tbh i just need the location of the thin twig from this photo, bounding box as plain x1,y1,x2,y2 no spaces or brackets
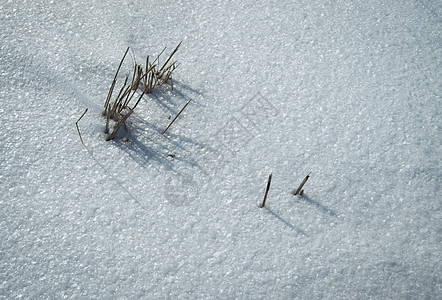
260,173,273,208
106,83,130,133
124,122,132,142
144,55,149,90
132,90,146,110
151,47,167,66
130,63,137,88
112,76,129,112
293,172,311,195
121,87,136,112
159,41,182,72
104,47,129,114
162,99,192,135
76,108,88,145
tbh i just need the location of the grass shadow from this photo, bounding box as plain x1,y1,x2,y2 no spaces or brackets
84,146,148,211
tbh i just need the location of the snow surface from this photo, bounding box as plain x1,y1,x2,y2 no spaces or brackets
1,0,441,298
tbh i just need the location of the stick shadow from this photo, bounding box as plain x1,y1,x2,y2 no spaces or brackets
264,207,307,236
299,194,336,216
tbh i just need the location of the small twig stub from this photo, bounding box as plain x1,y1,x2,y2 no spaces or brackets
260,173,273,208
293,172,311,196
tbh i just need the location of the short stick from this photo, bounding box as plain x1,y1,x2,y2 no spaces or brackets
159,41,182,72
294,172,311,195
104,47,129,114
144,55,149,90
132,90,146,110
260,173,272,208
76,108,88,145
124,122,132,142
162,99,192,135
152,47,167,66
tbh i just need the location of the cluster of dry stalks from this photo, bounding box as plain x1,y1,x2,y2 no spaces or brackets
103,42,182,141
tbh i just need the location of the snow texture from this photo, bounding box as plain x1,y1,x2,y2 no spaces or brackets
1,0,441,298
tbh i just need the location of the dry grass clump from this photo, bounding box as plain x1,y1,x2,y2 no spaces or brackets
103,42,182,141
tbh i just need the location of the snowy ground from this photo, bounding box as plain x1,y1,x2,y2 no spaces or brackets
1,0,441,298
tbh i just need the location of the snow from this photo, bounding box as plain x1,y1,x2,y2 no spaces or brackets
1,0,441,298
